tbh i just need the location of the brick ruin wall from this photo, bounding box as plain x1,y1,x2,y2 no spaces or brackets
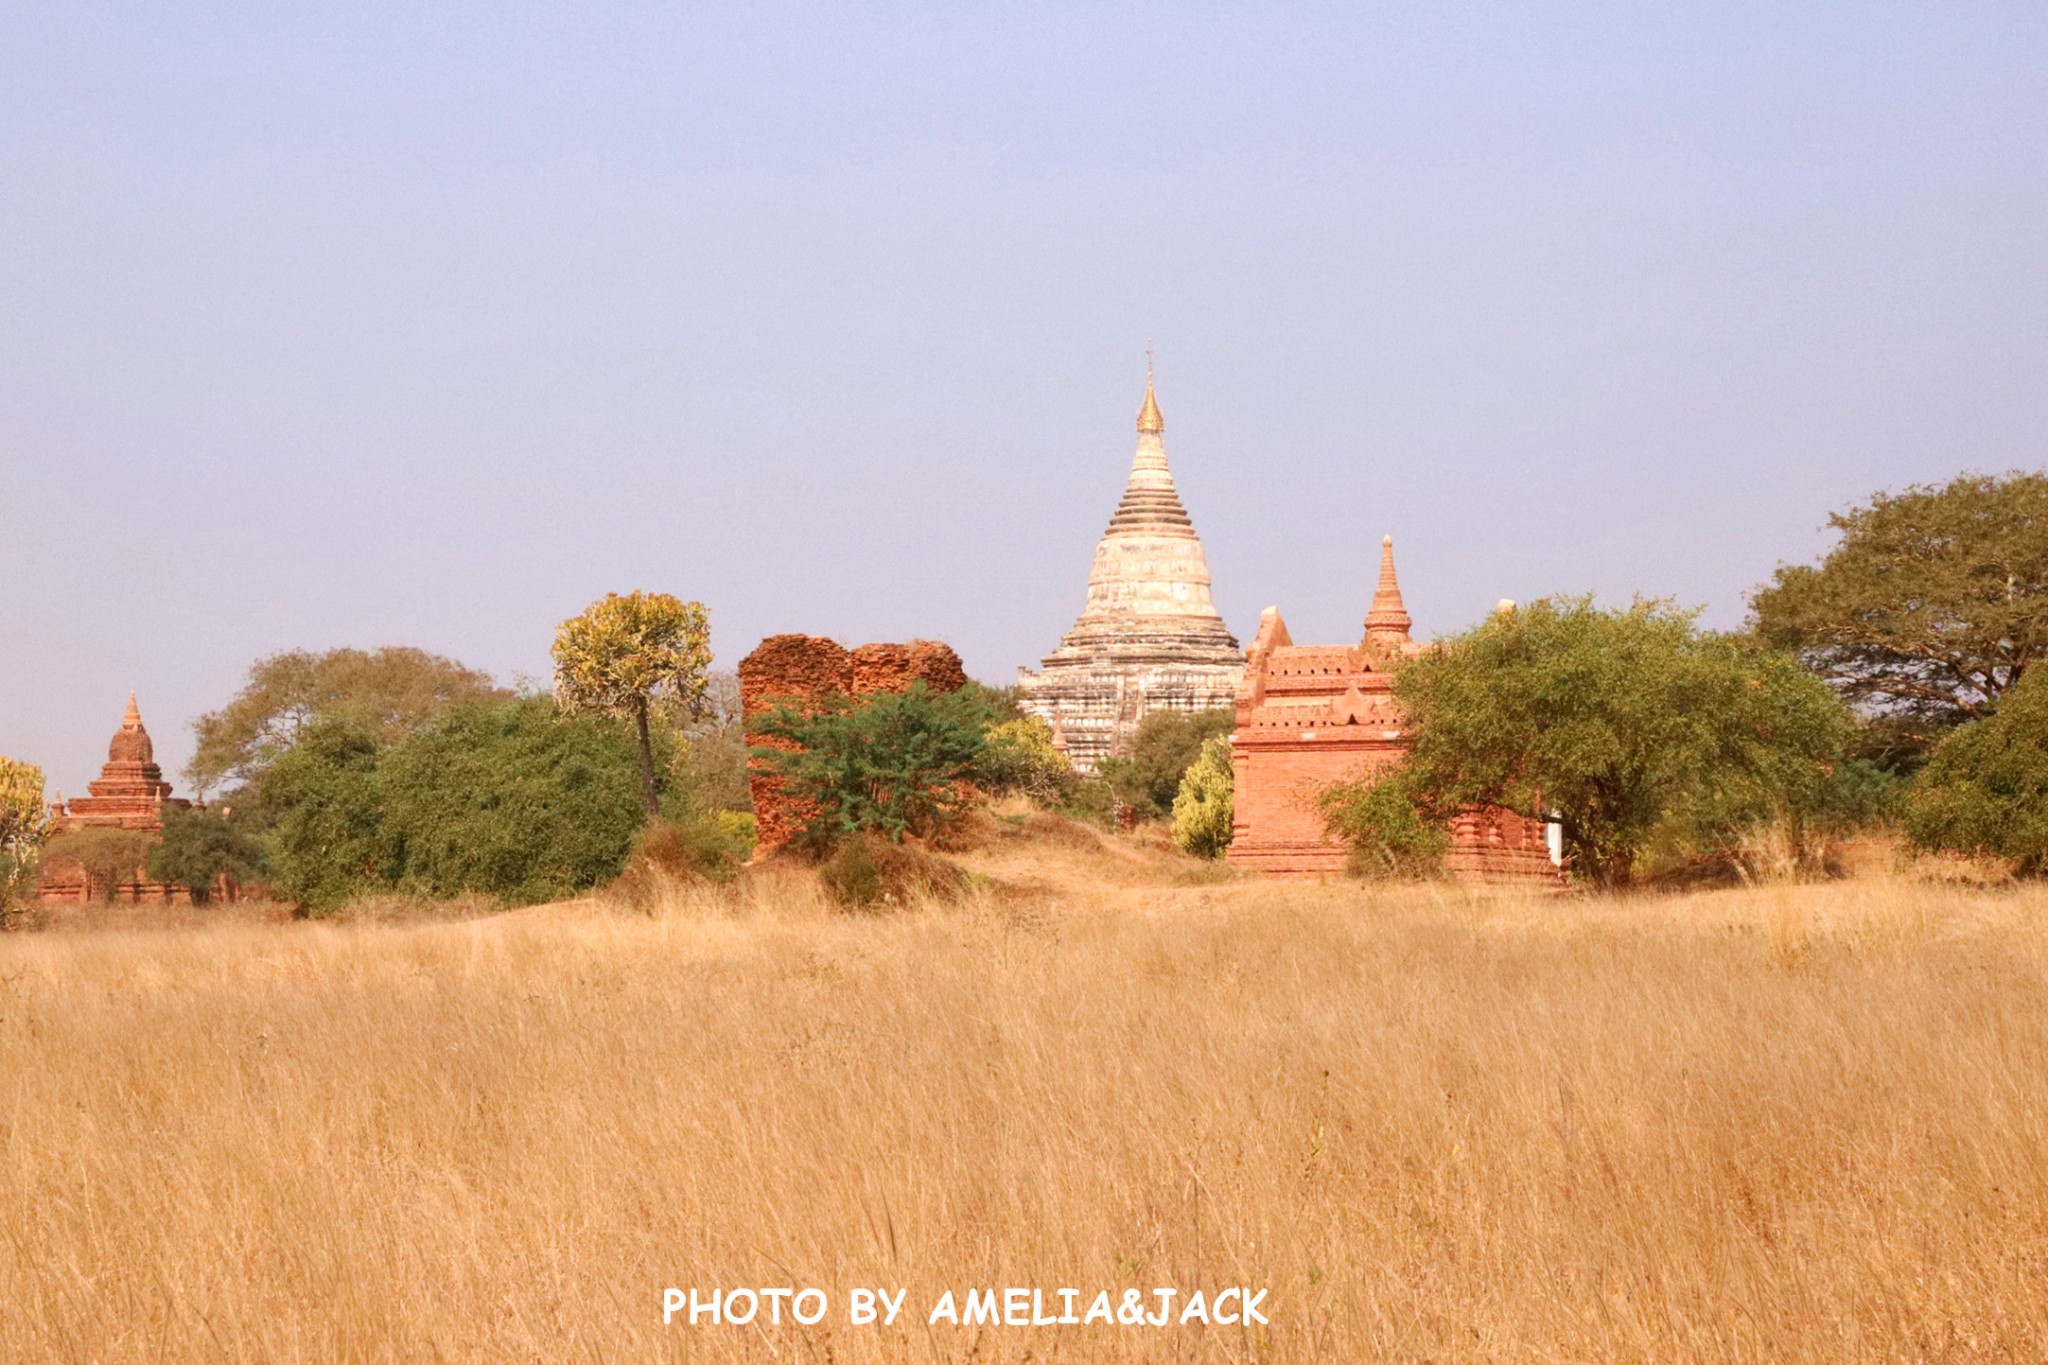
738,634,968,857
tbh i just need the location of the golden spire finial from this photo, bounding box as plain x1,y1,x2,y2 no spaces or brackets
1136,344,1164,435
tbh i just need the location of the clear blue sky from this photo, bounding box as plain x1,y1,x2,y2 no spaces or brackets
3,3,2044,795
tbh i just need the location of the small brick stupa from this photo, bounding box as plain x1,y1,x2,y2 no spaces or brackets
1017,370,1244,770
1227,539,1560,884
39,694,195,901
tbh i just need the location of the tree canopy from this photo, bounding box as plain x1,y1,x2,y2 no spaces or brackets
553,591,713,816
187,647,508,793
258,698,651,912
1340,597,1854,885
1905,667,2048,873
1750,471,2048,762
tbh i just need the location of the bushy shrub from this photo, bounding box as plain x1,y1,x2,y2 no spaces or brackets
976,716,1076,804
1906,670,2048,873
751,683,985,846
378,698,649,904
260,699,651,913
1318,769,1451,880
145,805,267,904
817,833,970,911
1170,735,1234,859
1098,708,1234,819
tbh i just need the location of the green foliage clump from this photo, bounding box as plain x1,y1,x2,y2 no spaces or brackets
145,806,267,904
1905,670,2048,873
260,720,397,912
1,757,50,922
1170,735,1234,859
42,828,157,902
976,716,1076,804
1366,596,1854,886
751,683,985,846
816,833,970,911
377,699,650,904
260,699,651,913
188,646,507,793
1750,471,2048,768
1318,768,1451,880
1098,708,1235,819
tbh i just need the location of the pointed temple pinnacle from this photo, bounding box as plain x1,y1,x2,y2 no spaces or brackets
1136,371,1164,435
124,691,142,727
1364,534,1413,642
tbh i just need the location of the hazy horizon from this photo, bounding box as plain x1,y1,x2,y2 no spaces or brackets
5,3,2045,795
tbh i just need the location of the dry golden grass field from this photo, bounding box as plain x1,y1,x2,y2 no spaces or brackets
5,819,2047,1363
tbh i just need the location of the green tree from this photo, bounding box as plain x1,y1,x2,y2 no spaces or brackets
1366,597,1854,886
258,720,393,912
378,698,649,904
260,700,654,913
188,646,508,793
1317,767,1451,880
145,806,268,904
751,683,985,845
1170,735,1234,859
1,756,50,920
1099,708,1235,819
1905,668,2048,872
553,591,713,817
1750,472,2048,764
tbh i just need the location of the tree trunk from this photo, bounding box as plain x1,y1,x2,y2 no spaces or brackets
634,702,659,818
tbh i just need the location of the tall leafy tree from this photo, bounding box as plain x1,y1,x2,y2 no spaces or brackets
552,591,712,816
1750,471,2048,762
188,646,508,793
1336,597,1853,886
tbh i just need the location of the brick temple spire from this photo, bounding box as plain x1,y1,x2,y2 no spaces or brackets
1364,535,1413,647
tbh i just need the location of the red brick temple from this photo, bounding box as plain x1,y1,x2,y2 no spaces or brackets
38,694,195,902
1226,539,1561,884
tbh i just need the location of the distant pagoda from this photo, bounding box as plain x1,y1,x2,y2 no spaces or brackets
39,693,198,903
1017,370,1244,771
